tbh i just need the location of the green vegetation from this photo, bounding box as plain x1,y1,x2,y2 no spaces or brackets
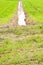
0,25,43,65
0,38,43,65
0,0,18,24
22,0,43,23
0,0,43,65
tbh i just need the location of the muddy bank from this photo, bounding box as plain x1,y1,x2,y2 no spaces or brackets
9,12,18,28
25,13,37,25
24,10,38,25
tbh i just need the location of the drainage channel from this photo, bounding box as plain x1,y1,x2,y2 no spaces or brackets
18,0,26,26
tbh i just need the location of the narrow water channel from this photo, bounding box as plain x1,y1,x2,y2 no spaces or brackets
18,0,26,26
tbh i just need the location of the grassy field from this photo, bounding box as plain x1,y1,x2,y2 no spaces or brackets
22,0,43,23
0,25,43,65
0,37,43,65
0,0,43,65
0,0,18,25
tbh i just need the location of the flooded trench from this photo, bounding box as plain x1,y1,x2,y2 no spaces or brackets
18,0,26,26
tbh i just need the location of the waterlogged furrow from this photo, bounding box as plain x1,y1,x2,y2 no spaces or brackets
18,0,26,26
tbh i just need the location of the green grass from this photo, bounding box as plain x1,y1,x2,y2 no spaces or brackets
22,0,43,23
0,35,43,65
0,25,43,65
0,0,18,25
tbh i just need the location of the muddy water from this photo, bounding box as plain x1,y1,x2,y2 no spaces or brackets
18,0,26,26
